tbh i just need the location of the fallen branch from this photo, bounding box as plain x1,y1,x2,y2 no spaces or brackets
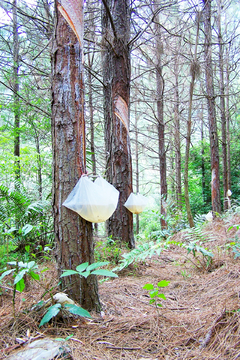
106,346,141,350
199,309,226,349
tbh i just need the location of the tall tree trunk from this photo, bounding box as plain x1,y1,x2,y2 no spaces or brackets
226,52,231,191
200,107,206,203
203,0,221,215
12,0,20,181
135,96,139,235
102,0,134,248
88,50,97,177
184,12,200,228
34,128,43,200
154,5,167,230
217,0,228,210
52,2,100,311
87,50,98,234
174,53,182,209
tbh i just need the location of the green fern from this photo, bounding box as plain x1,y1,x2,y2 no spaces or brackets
0,182,51,251
183,226,216,244
113,239,170,272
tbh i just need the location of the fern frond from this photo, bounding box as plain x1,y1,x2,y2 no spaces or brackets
183,227,216,244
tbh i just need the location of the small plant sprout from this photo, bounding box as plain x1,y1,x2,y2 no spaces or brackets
39,261,118,327
60,261,118,279
0,260,40,316
143,280,170,308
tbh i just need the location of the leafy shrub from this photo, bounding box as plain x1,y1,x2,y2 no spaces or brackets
139,199,187,241
0,182,53,256
94,237,122,264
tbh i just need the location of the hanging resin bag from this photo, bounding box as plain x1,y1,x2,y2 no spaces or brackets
63,176,119,223
124,193,148,214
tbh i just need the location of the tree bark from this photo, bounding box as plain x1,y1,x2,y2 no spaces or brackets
154,4,167,230
102,0,134,248
12,0,20,181
135,96,139,235
88,50,97,177
51,2,100,311
226,53,231,191
183,11,200,228
173,52,182,209
203,0,221,215
217,0,228,210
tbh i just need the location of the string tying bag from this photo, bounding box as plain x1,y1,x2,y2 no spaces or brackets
124,193,148,214
63,176,119,223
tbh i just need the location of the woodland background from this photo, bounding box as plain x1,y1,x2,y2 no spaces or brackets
0,0,239,286
0,1,240,359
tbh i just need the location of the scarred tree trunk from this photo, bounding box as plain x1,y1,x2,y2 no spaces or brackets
203,0,221,215
102,0,134,248
52,2,100,311
88,51,97,176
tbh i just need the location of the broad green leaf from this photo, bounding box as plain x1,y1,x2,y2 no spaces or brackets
22,224,33,236
86,261,109,271
41,268,49,273
0,269,15,281
149,298,156,304
25,245,30,253
199,247,213,257
7,227,18,234
64,304,91,318
149,290,158,298
55,334,73,342
16,278,25,292
60,270,78,277
80,270,91,278
157,303,163,307
44,246,52,252
14,269,28,284
65,334,74,341
143,283,154,290
27,261,37,269
91,269,118,278
76,262,89,273
29,271,40,281
157,280,170,288
17,261,28,268
157,293,166,300
39,303,61,327
7,261,17,266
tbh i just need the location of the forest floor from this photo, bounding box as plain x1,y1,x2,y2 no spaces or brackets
0,215,240,360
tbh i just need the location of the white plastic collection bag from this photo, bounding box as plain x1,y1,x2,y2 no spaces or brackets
124,193,148,214
63,176,119,223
